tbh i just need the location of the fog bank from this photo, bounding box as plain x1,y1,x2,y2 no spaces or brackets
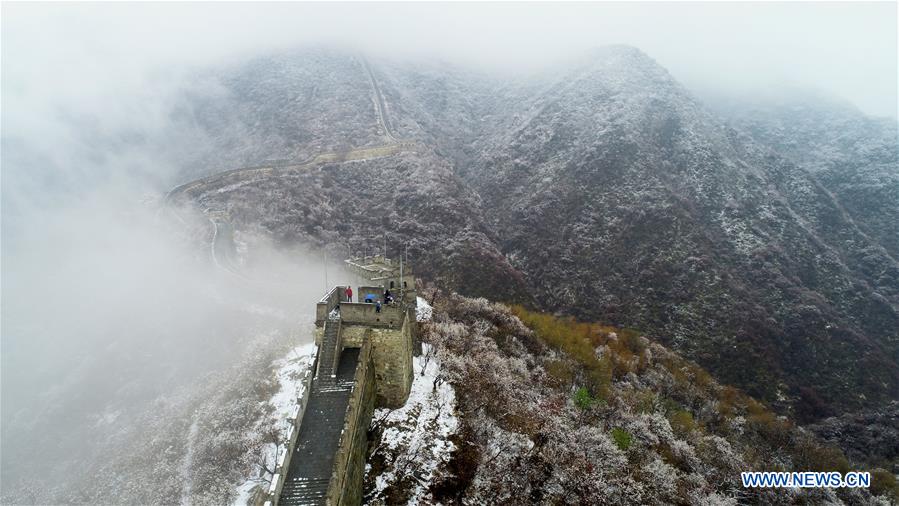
3,2,896,121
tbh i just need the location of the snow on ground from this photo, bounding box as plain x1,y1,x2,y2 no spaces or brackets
231,341,317,506
416,296,432,322
269,343,317,420
365,343,457,504
231,480,258,506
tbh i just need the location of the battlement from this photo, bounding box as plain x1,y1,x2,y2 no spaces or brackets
315,290,408,328
339,302,406,327
345,255,416,305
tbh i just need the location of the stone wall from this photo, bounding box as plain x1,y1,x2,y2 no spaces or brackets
338,325,367,347
326,341,375,506
313,320,369,348
357,286,383,303
369,308,413,408
313,326,323,346
381,273,415,293
314,309,413,409
316,285,347,324
339,302,405,327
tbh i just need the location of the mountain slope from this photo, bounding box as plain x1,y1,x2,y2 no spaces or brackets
710,90,899,263
191,150,531,302
177,46,898,423
175,48,387,179
364,292,896,504
453,47,899,421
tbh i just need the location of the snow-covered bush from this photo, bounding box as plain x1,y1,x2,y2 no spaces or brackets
364,292,875,505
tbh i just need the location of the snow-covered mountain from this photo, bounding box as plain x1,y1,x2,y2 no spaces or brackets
365,292,897,503
4,44,896,505
192,46,898,426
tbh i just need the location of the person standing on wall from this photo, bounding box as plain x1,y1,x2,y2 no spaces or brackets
345,285,353,303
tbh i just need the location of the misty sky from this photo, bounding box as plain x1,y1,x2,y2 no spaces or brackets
2,1,897,120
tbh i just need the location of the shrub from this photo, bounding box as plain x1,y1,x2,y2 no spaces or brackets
791,439,849,474
870,468,899,500
746,404,793,449
717,386,742,418
544,359,575,387
637,390,656,414
587,356,613,399
668,409,696,437
574,387,594,410
611,427,633,451
512,306,612,399
620,329,645,354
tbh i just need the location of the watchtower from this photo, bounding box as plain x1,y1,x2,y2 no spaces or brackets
343,255,417,306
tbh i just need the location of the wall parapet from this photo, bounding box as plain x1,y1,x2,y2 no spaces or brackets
339,302,405,328
316,286,347,325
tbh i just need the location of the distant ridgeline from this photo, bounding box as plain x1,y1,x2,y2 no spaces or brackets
267,256,418,506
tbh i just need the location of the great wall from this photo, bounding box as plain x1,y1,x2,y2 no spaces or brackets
263,255,419,506
160,57,425,506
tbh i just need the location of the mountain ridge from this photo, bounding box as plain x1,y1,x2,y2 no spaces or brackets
180,45,898,425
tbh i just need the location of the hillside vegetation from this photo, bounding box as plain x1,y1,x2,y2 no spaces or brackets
364,292,896,504
190,47,898,424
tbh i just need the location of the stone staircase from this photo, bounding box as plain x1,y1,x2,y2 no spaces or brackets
279,347,360,506
278,477,331,505
316,319,340,379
